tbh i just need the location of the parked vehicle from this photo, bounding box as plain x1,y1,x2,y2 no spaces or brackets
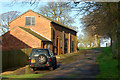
28,48,57,71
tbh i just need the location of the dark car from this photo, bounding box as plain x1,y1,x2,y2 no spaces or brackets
28,48,57,71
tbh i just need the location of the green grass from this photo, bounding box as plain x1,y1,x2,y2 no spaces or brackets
96,47,119,78
2,73,46,78
78,47,102,50
2,65,47,79
78,47,93,50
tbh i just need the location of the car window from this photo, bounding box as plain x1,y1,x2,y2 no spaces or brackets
31,49,49,57
49,50,54,57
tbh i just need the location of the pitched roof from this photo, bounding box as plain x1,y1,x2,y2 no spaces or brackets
19,26,51,42
10,9,77,32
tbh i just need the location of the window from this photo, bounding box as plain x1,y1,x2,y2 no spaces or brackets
25,16,35,26
47,44,50,49
53,30,55,46
49,49,54,57
64,38,68,53
72,41,74,52
31,49,49,57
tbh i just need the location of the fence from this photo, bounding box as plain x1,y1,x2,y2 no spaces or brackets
2,48,32,71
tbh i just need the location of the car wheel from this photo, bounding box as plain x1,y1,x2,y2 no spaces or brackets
49,66,54,71
38,54,47,64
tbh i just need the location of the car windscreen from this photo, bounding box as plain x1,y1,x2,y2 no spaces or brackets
31,49,49,57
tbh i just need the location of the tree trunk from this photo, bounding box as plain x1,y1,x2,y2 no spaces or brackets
93,42,95,47
94,34,98,47
98,37,100,47
117,30,120,64
118,1,120,68
90,41,92,47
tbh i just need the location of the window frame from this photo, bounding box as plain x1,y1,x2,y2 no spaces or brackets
25,16,35,26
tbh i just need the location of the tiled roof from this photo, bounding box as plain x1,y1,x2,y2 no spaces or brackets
19,26,50,42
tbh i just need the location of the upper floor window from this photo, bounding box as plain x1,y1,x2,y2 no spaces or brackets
25,16,35,26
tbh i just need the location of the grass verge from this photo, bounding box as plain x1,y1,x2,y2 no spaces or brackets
2,65,47,79
96,47,119,78
2,74,46,78
56,51,84,64
78,47,93,50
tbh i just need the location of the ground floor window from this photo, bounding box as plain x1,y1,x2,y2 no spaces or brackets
64,38,68,53
72,41,74,52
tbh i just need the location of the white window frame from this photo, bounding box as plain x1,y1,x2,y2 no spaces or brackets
25,16,35,26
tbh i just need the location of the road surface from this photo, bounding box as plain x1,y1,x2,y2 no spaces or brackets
35,49,102,79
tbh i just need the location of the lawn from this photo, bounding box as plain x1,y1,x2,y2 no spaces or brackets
96,47,119,78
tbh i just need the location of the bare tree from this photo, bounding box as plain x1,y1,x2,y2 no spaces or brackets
38,2,75,28
0,11,20,34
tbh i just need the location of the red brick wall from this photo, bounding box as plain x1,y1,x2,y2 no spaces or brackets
51,22,77,54
2,32,31,51
2,26,43,51
10,27,42,48
10,10,52,41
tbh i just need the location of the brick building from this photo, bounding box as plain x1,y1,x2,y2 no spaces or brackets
1,10,77,54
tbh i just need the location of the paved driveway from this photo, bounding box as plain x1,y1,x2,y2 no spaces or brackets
36,49,102,79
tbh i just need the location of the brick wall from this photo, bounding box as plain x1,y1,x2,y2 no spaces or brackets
10,10,52,41
10,27,42,48
2,26,42,51
51,22,77,54
2,32,31,51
